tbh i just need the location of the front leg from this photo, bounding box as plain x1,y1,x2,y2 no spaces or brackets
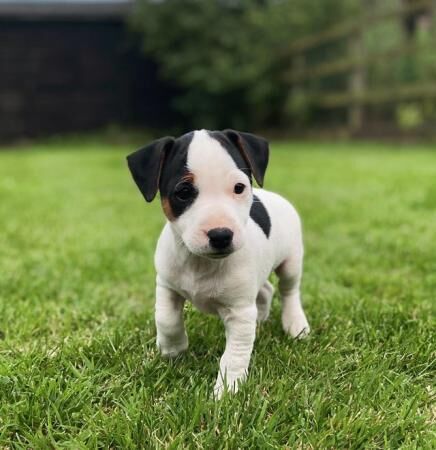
214,304,257,399
155,281,188,358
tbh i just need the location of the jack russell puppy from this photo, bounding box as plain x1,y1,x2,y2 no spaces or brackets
127,129,310,398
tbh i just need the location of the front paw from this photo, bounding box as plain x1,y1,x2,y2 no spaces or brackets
213,372,246,400
283,313,311,339
157,334,188,358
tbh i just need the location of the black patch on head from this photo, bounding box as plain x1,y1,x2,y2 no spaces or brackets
250,195,271,238
221,130,269,187
128,129,269,222
159,132,198,218
207,130,252,183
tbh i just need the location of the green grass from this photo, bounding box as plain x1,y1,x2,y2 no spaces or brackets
0,139,435,449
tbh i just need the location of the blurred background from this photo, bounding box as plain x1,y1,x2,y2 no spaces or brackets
2,3,436,447
0,0,435,142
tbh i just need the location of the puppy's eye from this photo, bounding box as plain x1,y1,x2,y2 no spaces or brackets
175,183,195,201
234,183,246,194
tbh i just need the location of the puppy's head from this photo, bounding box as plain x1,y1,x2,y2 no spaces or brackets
127,129,269,259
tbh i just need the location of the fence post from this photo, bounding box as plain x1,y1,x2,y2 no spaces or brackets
348,27,366,132
288,52,307,127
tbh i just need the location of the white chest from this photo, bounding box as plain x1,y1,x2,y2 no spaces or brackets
173,262,231,314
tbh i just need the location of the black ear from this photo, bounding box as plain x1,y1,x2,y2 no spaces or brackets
126,137,175,202
223,129,269,187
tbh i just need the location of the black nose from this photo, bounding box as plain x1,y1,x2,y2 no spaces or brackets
207,227,234,250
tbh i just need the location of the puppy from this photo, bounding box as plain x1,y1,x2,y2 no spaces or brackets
127,129,310,398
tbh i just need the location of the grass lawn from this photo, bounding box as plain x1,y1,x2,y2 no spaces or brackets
0,138,435,449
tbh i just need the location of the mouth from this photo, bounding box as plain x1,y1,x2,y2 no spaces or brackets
203,249,233,259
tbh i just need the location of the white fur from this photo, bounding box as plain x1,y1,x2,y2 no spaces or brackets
153,130,310,399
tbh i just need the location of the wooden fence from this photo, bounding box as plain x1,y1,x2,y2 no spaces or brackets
284,0,436,133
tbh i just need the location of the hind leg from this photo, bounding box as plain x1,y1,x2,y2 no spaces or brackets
256,280,274,322
276,259,310,339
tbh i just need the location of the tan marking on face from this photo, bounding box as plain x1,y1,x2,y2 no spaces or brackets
161,197,175,221
180,172,195,184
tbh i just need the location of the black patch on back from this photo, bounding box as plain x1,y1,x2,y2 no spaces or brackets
159,131,197,218
207,130,252,183
250,195,271,238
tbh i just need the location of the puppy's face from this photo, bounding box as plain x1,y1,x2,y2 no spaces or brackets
127,129,269,259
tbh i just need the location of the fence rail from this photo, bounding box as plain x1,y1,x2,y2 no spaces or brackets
285,41,433,83
285,0,433,54
318,81,436,108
